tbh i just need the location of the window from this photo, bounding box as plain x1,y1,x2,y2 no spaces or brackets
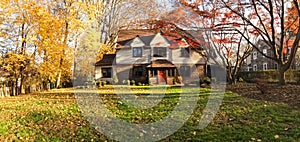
180,48,190,57
274,63,278,69
253,64,257,71
263,49,267,57
180,66,190,77
263,63,268,71
133,47,142,57
102,67,112,78
253,52,257,60
133,66,143,77
153,47,167,57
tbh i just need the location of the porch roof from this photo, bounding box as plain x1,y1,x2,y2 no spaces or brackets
147,59,176,68
95,54,116,66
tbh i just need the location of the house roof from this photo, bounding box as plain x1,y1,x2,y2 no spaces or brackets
116,29,205,50
147,59,176,68
95,54,116,66
117,29,159,42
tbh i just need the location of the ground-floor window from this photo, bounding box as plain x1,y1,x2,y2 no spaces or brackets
133,66,143,77
180,66,190,77
102,67,112,78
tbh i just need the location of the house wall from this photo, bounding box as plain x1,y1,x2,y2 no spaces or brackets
250,43,277,71
249,40,300,71
171,48,206,65
116,48,151,64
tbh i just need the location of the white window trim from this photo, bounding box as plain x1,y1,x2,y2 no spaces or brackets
253,64,257,71
263,63,268,71
253,52,257,60
263,49,267,58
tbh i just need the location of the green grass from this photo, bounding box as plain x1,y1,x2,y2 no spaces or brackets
0,87,299,141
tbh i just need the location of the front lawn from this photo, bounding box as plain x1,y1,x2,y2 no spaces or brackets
0,87,299,141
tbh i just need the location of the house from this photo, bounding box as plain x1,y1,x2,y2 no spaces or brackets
247,39,300,71
0,68,10,97
95,29,208,85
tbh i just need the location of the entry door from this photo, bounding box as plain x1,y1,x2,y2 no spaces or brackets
158,69,167,83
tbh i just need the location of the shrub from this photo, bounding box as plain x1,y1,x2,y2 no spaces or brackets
238,77,244,82
203,77,211,85
102,81,107,86
211,77,217,83
239,70,300,83
127,80,131,86
113,74,118,84
131,80,135,85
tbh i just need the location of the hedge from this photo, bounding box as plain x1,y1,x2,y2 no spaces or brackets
239,70,300,83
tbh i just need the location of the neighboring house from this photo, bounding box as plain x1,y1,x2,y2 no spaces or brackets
0,68,10,97
95,29,208,85
247,39,300,71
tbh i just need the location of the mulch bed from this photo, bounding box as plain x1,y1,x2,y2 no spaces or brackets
226,83,300,108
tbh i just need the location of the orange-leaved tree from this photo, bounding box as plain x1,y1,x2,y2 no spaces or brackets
219,0,300,85
177,0,255,84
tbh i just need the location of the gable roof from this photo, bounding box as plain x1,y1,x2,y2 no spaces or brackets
117,29,158,42
116,29,207,50
95,54,116,66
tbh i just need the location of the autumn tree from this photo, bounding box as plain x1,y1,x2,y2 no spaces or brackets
155,0,253,84
87,0,165,60
176,0,300,85
0,0,101,94
73,28,100,86
219,0,300,85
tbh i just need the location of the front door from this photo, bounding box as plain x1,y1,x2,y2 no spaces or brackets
158,69,167,84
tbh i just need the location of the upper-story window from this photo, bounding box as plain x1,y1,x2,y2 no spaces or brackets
180,47,190,57
133,47,142,57
253,52,257,60
263,49,267,57
153,47,167,57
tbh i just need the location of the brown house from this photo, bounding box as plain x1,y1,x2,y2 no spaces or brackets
95,29,208,85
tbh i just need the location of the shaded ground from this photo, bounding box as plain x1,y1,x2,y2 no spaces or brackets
226,83,300,108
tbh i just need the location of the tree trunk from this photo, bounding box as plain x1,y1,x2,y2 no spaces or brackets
232,76,237,85
15,79,18,96
56,71,61,88
278,68,286,85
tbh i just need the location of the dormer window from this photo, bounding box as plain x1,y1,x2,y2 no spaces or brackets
180,47,190,57
133,47,142,57
153,47,167,57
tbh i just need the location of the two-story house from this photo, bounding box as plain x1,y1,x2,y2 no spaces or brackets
247,39,300,71
95,30,208,85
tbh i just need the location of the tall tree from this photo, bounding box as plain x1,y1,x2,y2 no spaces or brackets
178,0,300,85
219,0,300,85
